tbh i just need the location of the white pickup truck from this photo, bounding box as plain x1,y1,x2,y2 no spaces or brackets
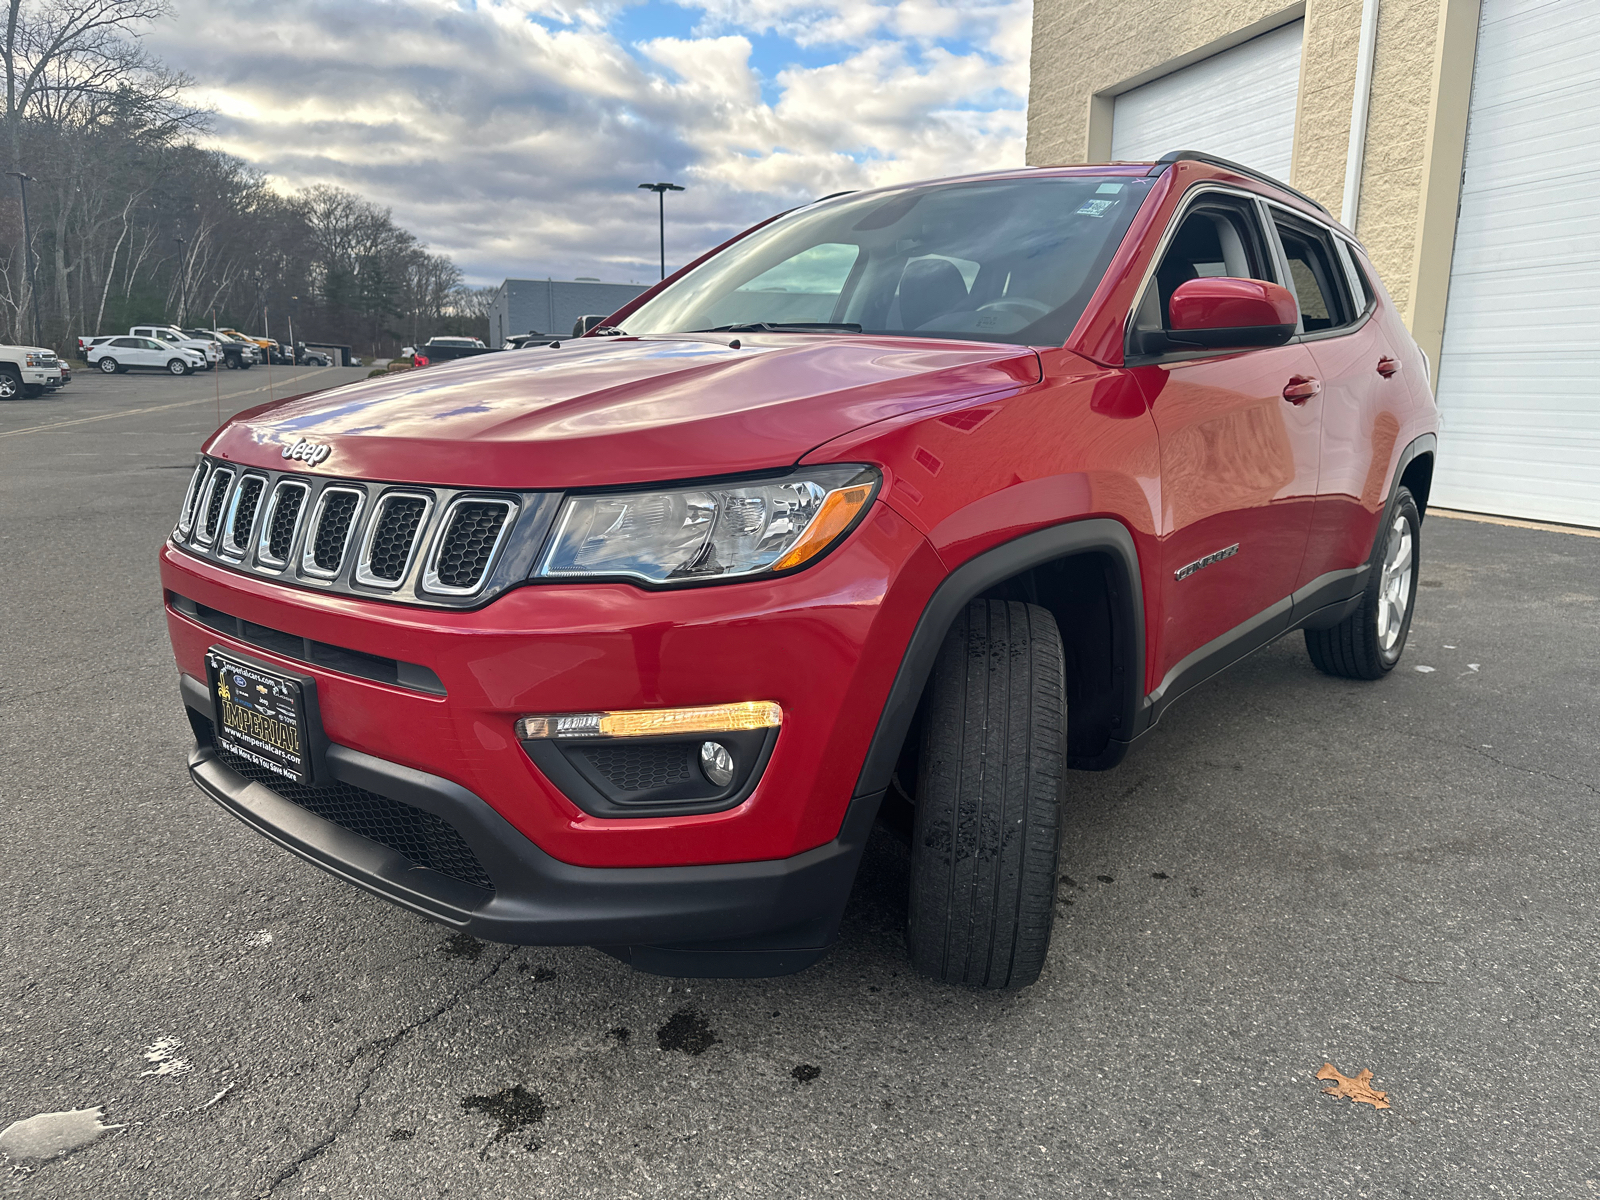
0,343,63,399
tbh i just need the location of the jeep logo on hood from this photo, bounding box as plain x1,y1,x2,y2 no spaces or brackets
281,438,332,465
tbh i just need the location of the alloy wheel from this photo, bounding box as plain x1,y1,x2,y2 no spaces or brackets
1376,513,1413,654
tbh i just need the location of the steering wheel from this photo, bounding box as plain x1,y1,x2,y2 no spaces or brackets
975,297,1052,318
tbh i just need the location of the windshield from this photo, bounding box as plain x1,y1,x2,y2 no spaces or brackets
619,176,1153,345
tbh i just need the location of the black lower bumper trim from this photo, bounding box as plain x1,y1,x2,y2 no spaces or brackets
180,674,880,972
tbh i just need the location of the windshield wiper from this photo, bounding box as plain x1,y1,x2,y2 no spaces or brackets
694,322,862,334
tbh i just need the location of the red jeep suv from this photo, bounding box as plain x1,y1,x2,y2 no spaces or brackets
162,151,1436,989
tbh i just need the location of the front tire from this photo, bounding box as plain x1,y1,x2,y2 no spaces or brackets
907,600,1066,990
1305,486,1421,679
167,358,191,376
98,357,120,374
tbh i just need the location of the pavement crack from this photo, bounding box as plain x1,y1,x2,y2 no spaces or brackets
262,949,511,1195
1395,730,1600,797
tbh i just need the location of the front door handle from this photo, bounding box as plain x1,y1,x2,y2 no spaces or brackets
1377,356,1401,378
1282,376,1321,405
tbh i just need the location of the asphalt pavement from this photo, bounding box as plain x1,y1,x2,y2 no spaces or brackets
1,367,1597,1198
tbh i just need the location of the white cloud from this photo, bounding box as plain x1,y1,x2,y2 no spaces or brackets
148,0,1030,284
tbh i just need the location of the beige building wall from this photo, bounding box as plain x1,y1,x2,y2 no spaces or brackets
1027,0,1481,369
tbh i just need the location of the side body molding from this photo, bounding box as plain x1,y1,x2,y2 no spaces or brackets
851,517,1145,798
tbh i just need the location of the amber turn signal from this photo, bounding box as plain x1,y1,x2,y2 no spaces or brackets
771,484,874,571
515,701,782,741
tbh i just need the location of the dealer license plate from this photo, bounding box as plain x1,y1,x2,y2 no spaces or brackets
206,649,313,784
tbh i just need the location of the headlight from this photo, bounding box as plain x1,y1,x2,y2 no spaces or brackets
25,352,42,367
535,465,879,586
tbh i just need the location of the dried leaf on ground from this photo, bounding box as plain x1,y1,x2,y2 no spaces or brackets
1317,1062,1391,1110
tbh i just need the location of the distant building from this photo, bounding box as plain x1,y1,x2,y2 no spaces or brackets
487,279,651,345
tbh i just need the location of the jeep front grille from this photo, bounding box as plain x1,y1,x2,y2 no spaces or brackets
170,456,559,609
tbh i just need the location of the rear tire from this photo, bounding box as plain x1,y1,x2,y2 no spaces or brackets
907,599,1066,990
98,357,119,374
1305,486,1421,680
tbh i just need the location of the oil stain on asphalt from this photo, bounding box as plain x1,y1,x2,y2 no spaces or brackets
441,933,483,960
461,1085,546,1157
656,1007,718,1055
791,1064,821,1083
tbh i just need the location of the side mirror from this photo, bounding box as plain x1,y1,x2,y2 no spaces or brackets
573,314,606,337
1165,277,1299,350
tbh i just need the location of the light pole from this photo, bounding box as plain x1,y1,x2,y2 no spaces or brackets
173,234,188,326
637,182,684,280
7,171,41,344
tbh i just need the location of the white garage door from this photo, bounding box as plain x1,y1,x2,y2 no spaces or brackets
1111,21,1304,182
1432,0,1600,527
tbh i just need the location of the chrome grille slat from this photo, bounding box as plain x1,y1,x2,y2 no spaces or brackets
355,492,433,588
256,480,310,569
301,486,365,579
424,498,517,596
221,475,266,557
177,461,209,536
197,468,235,545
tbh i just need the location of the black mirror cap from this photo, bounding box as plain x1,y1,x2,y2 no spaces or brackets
1133,322,1297,356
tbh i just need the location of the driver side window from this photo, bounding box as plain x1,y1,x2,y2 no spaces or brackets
1132,195,1276,349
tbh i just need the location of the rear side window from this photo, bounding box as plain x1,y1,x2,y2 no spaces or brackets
1341,242,1377,314
1272,215,1353,332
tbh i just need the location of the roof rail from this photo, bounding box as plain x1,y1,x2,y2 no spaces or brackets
1147,150,1332,218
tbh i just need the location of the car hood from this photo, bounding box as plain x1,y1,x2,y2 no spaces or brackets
207,333,1042,489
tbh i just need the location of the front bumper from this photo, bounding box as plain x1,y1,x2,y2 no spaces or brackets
181,674,883,976
160,501,942,868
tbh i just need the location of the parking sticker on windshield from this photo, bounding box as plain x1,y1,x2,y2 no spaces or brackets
1076,198,1117,217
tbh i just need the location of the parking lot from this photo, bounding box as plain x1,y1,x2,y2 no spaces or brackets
1,368,1597,1198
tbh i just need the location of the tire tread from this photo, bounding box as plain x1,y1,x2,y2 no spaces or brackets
909,600,1065,989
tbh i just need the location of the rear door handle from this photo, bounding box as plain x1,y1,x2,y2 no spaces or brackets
1282,376,1321,405
1377,356,1401,378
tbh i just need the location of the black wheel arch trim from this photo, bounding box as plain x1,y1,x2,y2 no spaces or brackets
851,517,1145,796
1379,433,1436,555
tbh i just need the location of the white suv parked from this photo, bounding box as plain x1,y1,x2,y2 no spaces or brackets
129,325,220,367
87,336,206,376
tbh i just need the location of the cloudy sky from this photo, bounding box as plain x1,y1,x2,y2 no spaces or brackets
147,0,1031,286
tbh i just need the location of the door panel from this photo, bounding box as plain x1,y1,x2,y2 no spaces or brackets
1301,321,1402,587
1135,341,1322,684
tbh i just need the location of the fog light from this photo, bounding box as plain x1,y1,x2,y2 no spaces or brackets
700,741,735,787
